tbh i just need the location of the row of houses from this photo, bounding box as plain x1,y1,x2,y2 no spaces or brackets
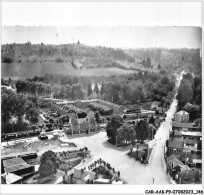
42,98,125,114
165,110,202,184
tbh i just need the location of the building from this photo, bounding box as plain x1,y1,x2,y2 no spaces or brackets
71,168,96,184
48,98,125,115
178,169,201,184
166,138,184,156
166,156,184,180
64,116,100,136
170,130,182,138
172,121,195,131
3,158,35,179
182,131,202,140
174,110,189,123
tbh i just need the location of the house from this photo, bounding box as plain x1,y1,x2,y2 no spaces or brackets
3,158,35,179
170,130,182,138
166,137,184,156
72,168,96,184
65,116,98,136
172,121,195,131
181,131,202,140
178,169,201,184
180,150,202,168
174,110,189,123
166,156,184,180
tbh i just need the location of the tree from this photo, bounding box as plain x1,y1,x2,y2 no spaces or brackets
105,81,122,103
149,116,155,124
143,78,154,98
94,83,99,94
87,82,92,96
160,76,169,85
38,160,56,178
94,111,100,123
135,120,149,143
106,115,123,142
177,79,193,109
183,103,200,121
146,57,151,68
71,83,86,100
100,82,106,96
117,124,136,146
39,150,59,178
25,107,39,126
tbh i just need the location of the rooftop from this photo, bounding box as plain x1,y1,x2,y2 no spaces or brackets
180,165,191,172
3,157,26,167
176,110,189,116
73,168,96,181
172,121,194,128
5,173,22,184
168,138,184,149
167,158,184,168
3,157,34,173
178,169,200,181
182,131,202,137
166,154,181,162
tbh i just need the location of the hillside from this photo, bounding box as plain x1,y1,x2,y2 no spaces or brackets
1,43,135,68
1,43,201,79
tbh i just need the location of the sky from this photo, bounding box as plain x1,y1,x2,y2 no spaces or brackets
1,2,202,48
2,2,202,27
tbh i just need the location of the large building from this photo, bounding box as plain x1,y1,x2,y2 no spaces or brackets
2,158,35,179
174,110,189,123
44,98,125,115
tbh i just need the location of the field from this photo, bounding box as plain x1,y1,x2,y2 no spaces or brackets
1,62,135,79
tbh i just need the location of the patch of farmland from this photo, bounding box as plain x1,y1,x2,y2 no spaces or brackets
1,61,136,80
1,62,42,79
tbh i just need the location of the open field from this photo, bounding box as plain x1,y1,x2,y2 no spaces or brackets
1,62,135,79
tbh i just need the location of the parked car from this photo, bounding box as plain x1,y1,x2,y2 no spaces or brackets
38,134,48,140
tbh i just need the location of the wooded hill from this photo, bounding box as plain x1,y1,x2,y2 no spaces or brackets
1,43,201,75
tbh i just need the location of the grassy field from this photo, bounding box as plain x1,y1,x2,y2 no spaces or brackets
1,62,135,79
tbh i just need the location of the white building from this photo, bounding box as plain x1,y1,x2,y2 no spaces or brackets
174,110,189,123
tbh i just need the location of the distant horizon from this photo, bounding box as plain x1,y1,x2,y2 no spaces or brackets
2,26,202,49
1,41,202,50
